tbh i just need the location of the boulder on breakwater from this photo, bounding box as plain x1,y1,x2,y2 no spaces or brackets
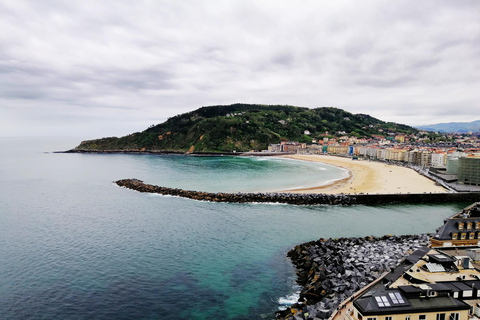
276,234,430,320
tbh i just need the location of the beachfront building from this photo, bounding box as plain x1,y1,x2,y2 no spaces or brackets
267,141,306,153
447,152,466,174
420,150,433,166
385,148,407,162
431,152,447,167
327,145,349,155
431,203,480,247
348,246,480,320
458,156,480,186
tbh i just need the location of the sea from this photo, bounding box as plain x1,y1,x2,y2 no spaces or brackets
0,137,466,320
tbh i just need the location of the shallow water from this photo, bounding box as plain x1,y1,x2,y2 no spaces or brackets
0,138,466,319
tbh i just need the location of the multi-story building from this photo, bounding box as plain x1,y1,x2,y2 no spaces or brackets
446,152,465,174
350,246,475,320
431,152,447,167
458,156,480,186
431,203,480,247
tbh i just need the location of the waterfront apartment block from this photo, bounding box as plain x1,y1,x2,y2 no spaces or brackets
458,157,480,186
268,138,480,186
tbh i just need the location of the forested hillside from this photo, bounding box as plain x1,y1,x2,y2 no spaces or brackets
74,104,418,152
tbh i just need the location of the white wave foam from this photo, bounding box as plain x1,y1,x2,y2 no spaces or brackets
278,291,300,308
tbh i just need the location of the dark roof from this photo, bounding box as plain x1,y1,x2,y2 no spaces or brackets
355,284,470,316
447,281,473,291
407,297,470,312
464,280,480,289
429,283,453,292
434,218,480,240
383,247,430,284
428,253,455,264
434,203,480,240
469,205,480,218
398,286,423,294
405,247,430,264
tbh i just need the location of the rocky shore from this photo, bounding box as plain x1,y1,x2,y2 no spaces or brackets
277,234,430,320
115,179,480,206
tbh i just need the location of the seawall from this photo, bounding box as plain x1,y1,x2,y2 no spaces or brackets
115,179,480,205
61,149,291,157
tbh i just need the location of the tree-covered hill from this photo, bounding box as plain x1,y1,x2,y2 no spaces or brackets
74,103,418,152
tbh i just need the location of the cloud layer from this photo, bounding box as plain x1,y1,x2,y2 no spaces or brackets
1,0,479,137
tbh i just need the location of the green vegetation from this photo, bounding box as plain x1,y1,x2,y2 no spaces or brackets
75,104,419,152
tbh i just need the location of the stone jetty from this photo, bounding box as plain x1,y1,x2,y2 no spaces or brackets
115,179,480,206
115,179,355,205
276,234,430,320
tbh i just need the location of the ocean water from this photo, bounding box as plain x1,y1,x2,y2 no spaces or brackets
0,137,466,320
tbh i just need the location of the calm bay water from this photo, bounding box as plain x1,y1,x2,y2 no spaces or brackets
0,138,466,319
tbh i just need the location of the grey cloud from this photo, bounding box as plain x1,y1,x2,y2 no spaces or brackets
1,0,480,137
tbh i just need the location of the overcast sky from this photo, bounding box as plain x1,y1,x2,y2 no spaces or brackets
1,0,479,138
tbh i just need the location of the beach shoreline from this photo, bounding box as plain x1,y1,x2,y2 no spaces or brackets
277,154,447,194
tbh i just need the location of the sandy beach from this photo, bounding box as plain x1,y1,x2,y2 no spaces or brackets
278,154,447,194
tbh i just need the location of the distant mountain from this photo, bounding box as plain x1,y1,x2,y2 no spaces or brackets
73,103,419,153
417,120,480,133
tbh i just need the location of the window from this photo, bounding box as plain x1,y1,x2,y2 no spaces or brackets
461,233,467,240
419,315,426,320
406,316,411,320
388,292,405,304
385,317,392,320
437,314,446,320
475,222,480,229
458,223,464,230
375,296,391,307
467,223,473,230
470,232,475,240
450,313,459,320
452,233,458,240
367,318,377,320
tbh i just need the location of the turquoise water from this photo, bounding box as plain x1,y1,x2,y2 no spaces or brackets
0,138,466,319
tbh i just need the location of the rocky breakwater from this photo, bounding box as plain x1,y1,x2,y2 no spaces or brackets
277,234,430,320
115,179,355,205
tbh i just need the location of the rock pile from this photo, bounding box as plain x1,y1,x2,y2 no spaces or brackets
115,179,355,205
276,234,430,320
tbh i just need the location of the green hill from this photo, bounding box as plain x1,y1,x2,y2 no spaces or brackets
74,103,418,152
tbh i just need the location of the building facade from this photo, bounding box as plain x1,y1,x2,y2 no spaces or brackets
458,157,480,186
